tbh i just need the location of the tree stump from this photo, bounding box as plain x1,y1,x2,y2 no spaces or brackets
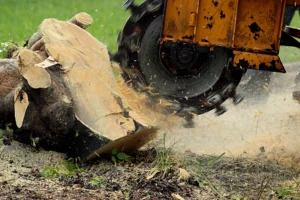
0,13,182,161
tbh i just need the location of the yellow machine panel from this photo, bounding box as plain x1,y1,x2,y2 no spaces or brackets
162,0,198,41
234,0,284,52
163,0,285,52
233,51,286,72
195,0,238,47
162,0,290,72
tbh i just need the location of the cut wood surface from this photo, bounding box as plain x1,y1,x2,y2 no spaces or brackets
27,12,92,51
38,18,181,139
39,18,132,140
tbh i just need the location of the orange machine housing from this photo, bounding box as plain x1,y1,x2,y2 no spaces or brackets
162,0,299,73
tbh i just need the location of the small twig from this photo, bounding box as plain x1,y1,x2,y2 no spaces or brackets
256,176,272,200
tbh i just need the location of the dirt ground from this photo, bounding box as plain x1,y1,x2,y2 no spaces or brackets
1,63,300,199
0,140,300,200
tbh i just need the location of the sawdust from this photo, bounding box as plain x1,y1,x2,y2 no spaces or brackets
163,63,300,169
114,66,184,130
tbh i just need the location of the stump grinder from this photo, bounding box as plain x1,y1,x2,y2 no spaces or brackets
115,0,300,116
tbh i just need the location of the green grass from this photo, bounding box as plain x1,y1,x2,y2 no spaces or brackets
0,0,141,53
41,158,85,178
0,1,299,61
150,133,176,178
279,13,300,63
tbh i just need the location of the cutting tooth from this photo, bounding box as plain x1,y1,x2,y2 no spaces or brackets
116,0,244,117
233,94,244,105
215,105,227,116
123,0,136,11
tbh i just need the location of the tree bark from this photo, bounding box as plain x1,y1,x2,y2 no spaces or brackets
0,59,20,124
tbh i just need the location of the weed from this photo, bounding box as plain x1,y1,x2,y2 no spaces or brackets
41,157,85,178
271,181,300,199
149,133,178,178
4,123,14,136
0,41,22,58
0,129,3,139
195,153,225,168
64,157,85,175
41,166,60,178
0,123,14,145
188,153,225,199
75,131,80,137
90,176,107,187
0,42,9,58
111,147,131,165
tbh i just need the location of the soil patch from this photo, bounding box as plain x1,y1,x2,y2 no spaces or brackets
0,141,299,199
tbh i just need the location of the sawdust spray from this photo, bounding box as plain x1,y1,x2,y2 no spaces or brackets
162,64,300,168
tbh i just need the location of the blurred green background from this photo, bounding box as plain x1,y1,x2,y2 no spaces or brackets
0,0,299,62
0,0,143,53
